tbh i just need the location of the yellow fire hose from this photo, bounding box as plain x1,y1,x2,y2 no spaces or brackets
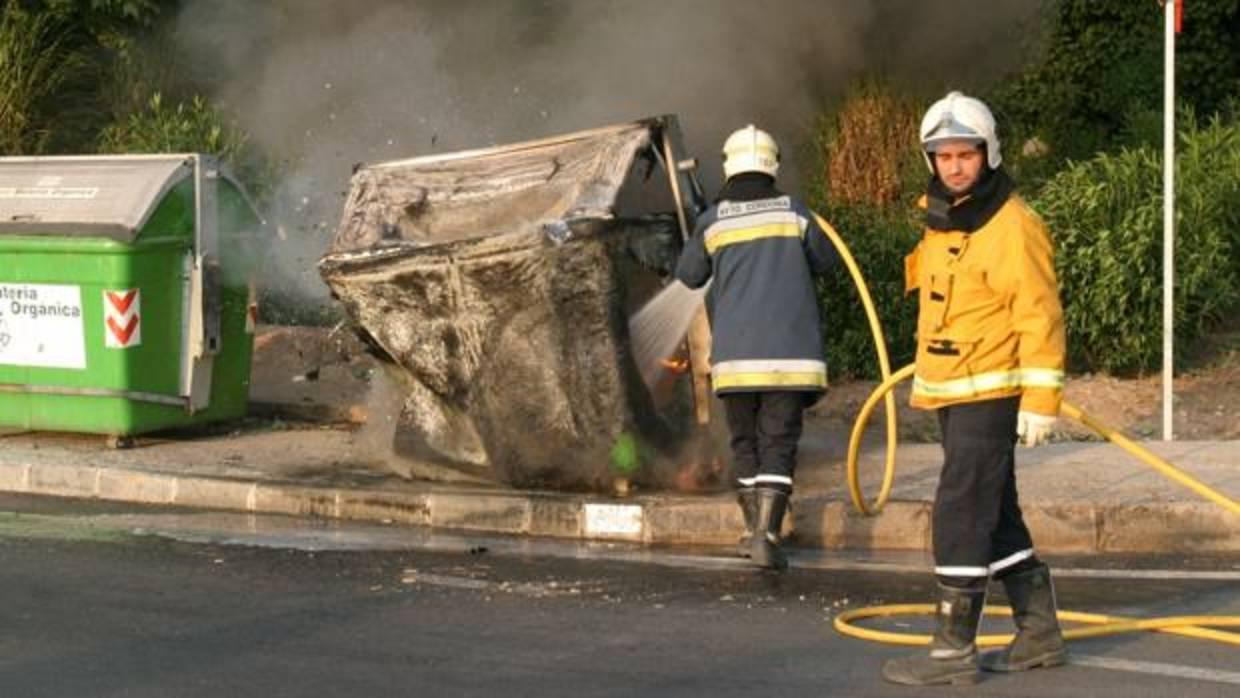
834,605,1240,647
812,214,1240,648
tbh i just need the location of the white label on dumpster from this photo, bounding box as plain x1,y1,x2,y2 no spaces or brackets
0,186,99,200
583,503,644,538
0,283,86,369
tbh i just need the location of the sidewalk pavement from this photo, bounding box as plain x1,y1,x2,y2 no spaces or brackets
1,324,1235,555
0,420,1235,555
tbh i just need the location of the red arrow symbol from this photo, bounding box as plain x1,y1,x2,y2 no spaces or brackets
107,315,139,345
106,289,138,315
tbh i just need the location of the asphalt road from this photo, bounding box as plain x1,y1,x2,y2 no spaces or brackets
1,494,1237,697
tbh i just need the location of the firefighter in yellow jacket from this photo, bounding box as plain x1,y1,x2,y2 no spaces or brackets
882,92,1068,686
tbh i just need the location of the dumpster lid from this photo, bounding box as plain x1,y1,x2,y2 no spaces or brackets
0,155,248,243
329,117,667,254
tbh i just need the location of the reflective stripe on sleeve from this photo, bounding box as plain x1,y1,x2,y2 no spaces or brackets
1018,368,1065,389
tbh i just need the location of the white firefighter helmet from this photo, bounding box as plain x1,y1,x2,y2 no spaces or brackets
919,91,1001,172
722,124,780,179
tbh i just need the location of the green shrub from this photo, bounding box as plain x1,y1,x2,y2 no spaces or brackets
9,0,175,154
990,0,1240,179
96,22,190,131
98,92,274,201
43,1,162,23
98,92,246,159
1034,112,1240,374
0,5,77,154
814,204,921,380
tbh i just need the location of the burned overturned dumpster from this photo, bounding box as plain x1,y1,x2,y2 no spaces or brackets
319,117,707,489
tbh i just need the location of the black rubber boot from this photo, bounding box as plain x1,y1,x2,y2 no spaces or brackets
736,487,758,558
981,563,1067,672
749,488,788,570
881,584,986,686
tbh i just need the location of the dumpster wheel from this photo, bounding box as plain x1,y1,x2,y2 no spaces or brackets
106,434,136,450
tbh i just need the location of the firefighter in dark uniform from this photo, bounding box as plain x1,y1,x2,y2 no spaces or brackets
882,92,1069,686
675,125,841,570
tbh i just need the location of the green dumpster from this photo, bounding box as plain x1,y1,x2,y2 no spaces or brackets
0,154,261,437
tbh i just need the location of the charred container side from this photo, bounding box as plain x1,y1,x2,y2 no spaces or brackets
318,117,695,490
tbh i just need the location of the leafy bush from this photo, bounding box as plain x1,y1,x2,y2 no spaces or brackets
43,0,162,23
95,20,190,131
814,204,921,380
990,0,1240,180
7,0,175,154
98,92,274,201
0,5,77,154
1034,112,1240,374
99,92,246,160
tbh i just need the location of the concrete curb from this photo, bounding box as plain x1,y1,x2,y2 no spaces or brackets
1,461,1236,554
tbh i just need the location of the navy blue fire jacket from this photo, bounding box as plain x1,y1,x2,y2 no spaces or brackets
674,179,840,395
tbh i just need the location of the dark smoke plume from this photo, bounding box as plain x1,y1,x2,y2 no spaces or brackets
175,0,1041,303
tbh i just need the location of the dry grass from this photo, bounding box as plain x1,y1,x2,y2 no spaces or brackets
822,86,921,207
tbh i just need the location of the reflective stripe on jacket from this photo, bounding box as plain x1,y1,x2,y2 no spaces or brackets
675,194,839,395
904,194,1066,416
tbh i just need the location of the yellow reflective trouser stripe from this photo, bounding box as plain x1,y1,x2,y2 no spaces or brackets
913,368,1064,398
705,222,802,255
714,359,825,374
714,371,827,390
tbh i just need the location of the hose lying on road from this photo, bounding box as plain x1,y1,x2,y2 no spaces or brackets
833,605,1240,647
811,214,1240,648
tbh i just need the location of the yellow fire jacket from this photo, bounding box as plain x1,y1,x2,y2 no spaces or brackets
904,194,1066,416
